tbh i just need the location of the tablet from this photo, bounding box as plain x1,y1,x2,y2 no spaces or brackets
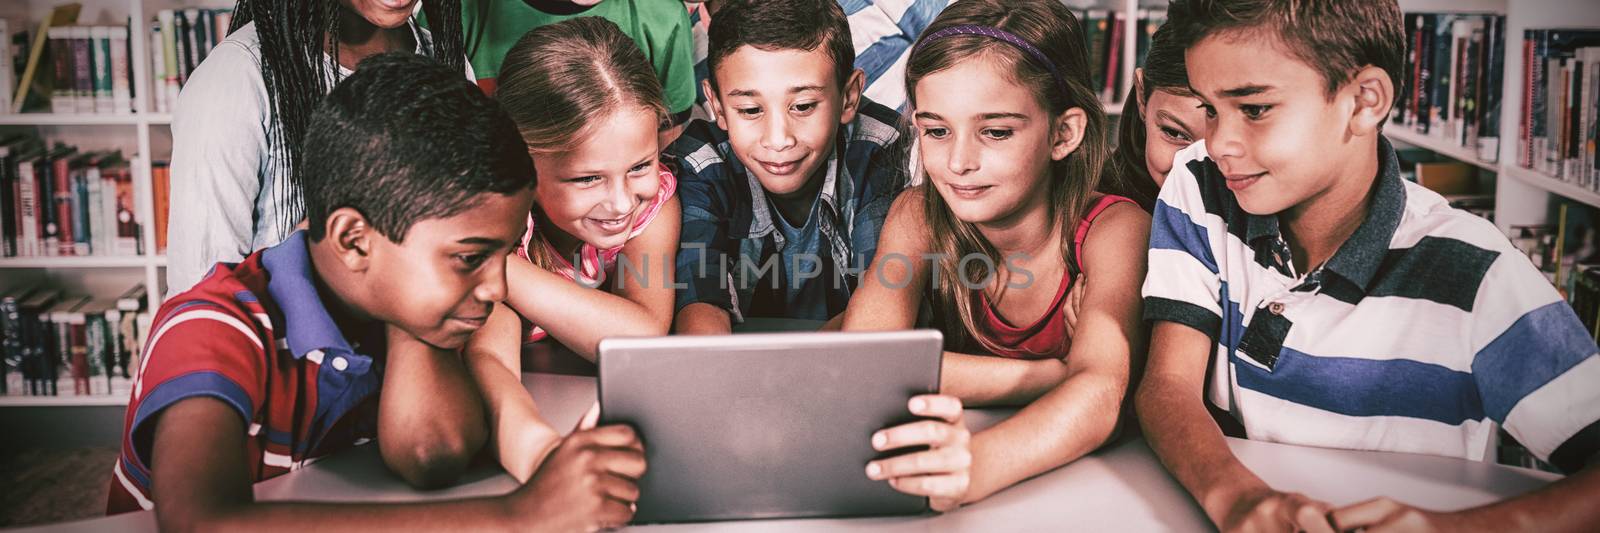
597,329,943,523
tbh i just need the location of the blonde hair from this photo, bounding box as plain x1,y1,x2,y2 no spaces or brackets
906,0,1111,356
495,17,668,271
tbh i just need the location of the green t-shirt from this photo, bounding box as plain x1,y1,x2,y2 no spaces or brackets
461,0,696,123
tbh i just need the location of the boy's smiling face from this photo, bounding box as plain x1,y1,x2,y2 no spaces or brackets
362,189,535,350
706,45,861,201
1186,32,1366,216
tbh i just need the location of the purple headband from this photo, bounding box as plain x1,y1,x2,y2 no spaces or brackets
913,24,1070,97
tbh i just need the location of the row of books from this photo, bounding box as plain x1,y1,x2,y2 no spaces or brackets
0,5,231,115
1392,13,1507,164
44,24,136,115
0,284,149,398
1518,28,1600,190
0,136,147,258
1076,9,1165,104
149,8,235,114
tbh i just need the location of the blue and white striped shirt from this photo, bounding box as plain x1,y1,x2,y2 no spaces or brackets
1143,138,1600,472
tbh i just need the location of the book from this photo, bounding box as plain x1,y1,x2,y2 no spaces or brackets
20,289,59,395
0,20,13,115
110,26,131,114
91,26,113,114
70,26,93,114
153,161,170,253
1478,15,1505,163
159,10,180,106
48,27,73,113
0,287,33,395
149,26,168,113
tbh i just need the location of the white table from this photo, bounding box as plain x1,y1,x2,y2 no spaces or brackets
20,373,1559,532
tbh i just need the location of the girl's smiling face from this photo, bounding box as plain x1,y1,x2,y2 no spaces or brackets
912,57,1080,226
532,107,662,253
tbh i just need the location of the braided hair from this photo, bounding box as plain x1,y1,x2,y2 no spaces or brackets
227,0,466,237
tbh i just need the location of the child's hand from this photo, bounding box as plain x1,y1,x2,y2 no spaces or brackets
1064,274,1086,338
1329,497,1466,533
864,395,972,512
1218,486,1335,533
504,423,647,531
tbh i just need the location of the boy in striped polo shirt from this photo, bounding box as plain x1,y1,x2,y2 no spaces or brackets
108,53,647,531
1137,1,1600,532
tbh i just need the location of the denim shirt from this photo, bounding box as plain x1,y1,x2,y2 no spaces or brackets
666,98,907,322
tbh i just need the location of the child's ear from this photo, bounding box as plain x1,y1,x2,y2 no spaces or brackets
324,207,374,272
1347,65,1394,137
702,79,725,125
1050,107,1089,161
839,68,866,125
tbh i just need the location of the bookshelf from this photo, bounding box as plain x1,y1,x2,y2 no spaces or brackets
1385,0,1600,232
1,0,168,320
0,0,217,407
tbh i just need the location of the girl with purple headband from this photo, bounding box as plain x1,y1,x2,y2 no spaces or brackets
841,0,1148,511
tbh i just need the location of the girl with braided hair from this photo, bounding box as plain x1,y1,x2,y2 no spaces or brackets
165,0,469,294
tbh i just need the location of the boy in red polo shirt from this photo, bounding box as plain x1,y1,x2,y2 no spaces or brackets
108,53,646,531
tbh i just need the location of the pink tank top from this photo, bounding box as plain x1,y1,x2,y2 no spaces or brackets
517,163,677,343
976,194,1135,360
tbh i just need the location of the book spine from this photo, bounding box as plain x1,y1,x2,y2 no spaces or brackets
159,10,180,99
72,163,89,255
38,154,56,256
153,163,169,253
71,27,93,114
1479,16,1504,163
104,309,128,395
85,313,108,396
113,165,138,255
1449,18,1466,141
49,311,66,395
1086,10,1107,101
52,155,73,255
110,26,131,114
186,9,207,64
1545,57,1563,175
1104,11,1123,101
92,26,113,114
1,295,20,395
0,20,13,115
17,159,36,256
1431,15,1452,137
48,28,72,113
175,11,192,84
1580,49,1593,186
118,308,138,387
1,148,14,257
1417,16,1435,133
68,311,87,395
149,26,167,113
1570,59,1584,181
1528,30,1545,169
87,165,105,255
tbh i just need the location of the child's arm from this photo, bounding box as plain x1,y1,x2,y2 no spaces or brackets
844,190,1074,407
869,205,1151,509
1329,466,1600,533
1137,321,1335,533
674,302,734,335
463,302,562,483
376,325,488,488
502,201,681,360
149,396,645,532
